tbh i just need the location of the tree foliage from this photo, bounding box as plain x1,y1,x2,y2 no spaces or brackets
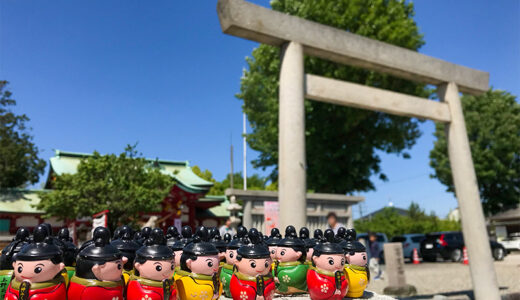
192,166,268,195
430,90,520,215
354,202,460,239
237,0,430,194
38,145,172,230
0,81,46,188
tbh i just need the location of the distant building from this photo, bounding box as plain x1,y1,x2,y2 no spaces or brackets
225,188,364,232
488,205,520,240
0,150,230,242
447,207,460,222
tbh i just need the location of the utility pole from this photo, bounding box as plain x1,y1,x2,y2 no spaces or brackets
243,113,247,191
230,134,234,189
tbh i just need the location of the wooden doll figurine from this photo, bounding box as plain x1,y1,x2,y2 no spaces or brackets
335,227,348,249
126,228,176,300
230,228,275,300
299,227,316,266
265,228,281,279
312,229,323,252
273,226,308,294
165,226,180,247
139,227,153,245
0,227,30,299
5,224,67,300
57,227,78,285
344,229,369,298
170,226,193,282
221,226,247,298
209,227,227,263
265,228,281,262
67,226,128,300
306,229,349,300
175,226,222,300
110,225,141,284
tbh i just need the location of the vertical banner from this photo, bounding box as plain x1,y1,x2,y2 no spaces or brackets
92,210,109,236
68,222,77,245
264,201,279,234
174,218,182,232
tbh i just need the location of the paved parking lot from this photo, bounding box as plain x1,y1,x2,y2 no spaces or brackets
366,252,520,299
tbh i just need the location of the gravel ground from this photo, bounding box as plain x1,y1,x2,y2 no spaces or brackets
366,252,520,299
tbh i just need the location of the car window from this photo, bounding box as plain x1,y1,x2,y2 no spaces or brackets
391,236,406,243
377,235,386,242
411,236,424,243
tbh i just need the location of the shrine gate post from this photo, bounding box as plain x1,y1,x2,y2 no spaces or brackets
217,1,500,299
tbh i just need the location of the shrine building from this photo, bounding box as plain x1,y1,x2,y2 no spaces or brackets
0,150,229,243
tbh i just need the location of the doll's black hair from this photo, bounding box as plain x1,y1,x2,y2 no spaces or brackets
236,228,270,261
134,228,173,276
57,228,77,267
14,225,63,264
110,225,140,271
74,256,108,279
0,227,30,270
75,227,122,280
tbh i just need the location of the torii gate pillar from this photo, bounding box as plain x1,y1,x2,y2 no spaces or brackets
278,42,306,230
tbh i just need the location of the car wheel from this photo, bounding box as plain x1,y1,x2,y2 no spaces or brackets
493,247,505,261
450,248,462,262
423,255,436,262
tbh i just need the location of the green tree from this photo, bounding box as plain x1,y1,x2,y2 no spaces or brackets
37,145,172,230
192,166,268,195
237,0,429,194
430,90,520,215
0,81,46,188
354,203,460,239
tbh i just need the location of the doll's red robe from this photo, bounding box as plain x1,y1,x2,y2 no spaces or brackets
126,276,176,300
229,273,275,300
67,276,124,300
5,278,66,300
306,267,348,300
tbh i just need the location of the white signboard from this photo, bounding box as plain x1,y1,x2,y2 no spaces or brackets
91,212,107,236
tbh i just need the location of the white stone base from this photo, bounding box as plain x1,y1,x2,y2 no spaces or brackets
221,290,396,299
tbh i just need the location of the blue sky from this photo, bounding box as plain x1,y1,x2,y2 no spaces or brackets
1,0,518,219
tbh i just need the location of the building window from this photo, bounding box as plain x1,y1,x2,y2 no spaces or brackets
0,219,10,234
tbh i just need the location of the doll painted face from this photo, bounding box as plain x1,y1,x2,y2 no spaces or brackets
186,255,219,276
306,248,314,261
13,259,64,284
135,259,175,281
313,254,345,272
92,257,128,281
346,251,367,266
225,250,237,265
236,257,272,277
174,250,182,267
276,247,302,262
268,246,277,260
218,251,226,261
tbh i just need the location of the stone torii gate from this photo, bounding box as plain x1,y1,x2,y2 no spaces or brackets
217,1,499,299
